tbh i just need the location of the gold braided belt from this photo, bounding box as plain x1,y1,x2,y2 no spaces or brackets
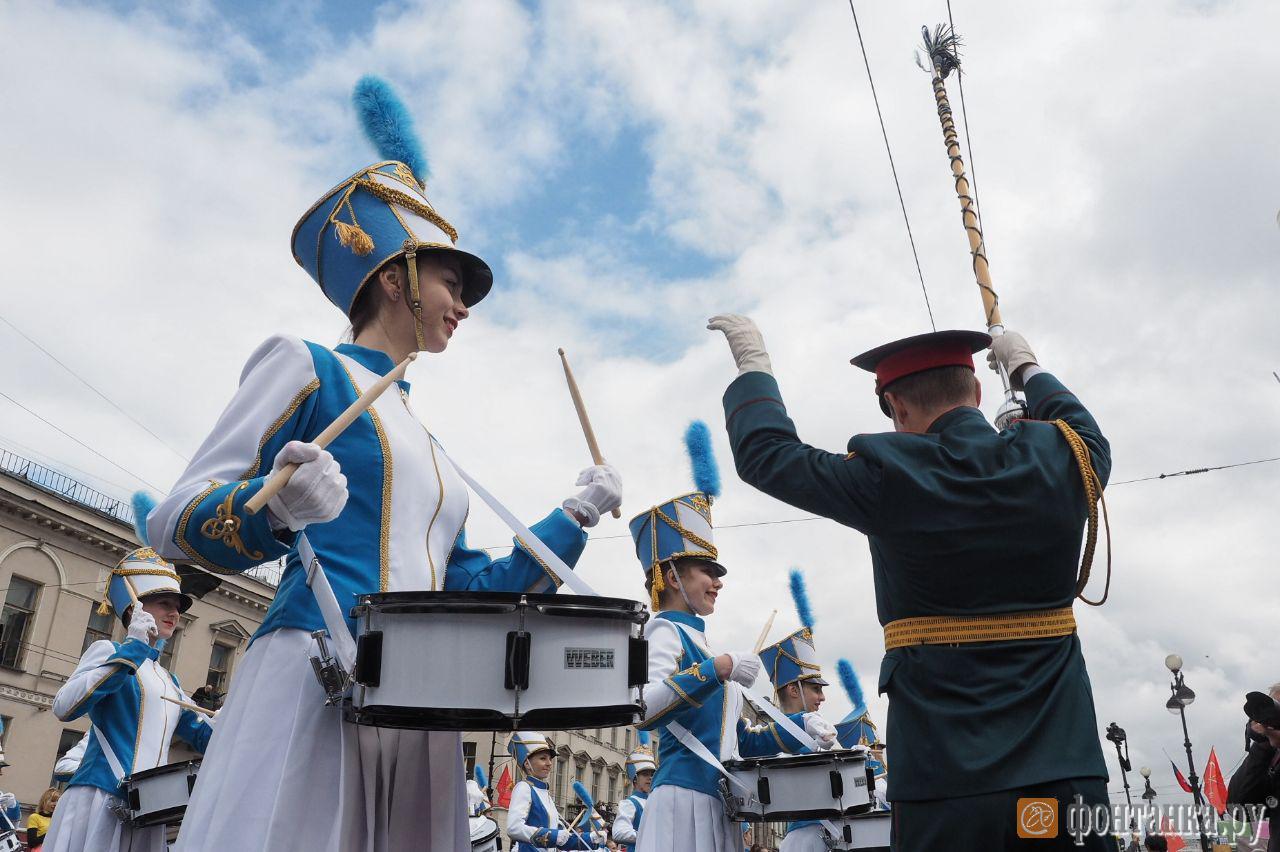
883,606,1077,651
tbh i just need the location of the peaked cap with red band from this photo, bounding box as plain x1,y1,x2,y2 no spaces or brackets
851,329,992,416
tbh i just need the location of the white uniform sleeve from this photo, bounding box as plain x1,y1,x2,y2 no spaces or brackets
148,334,320,568
54,731,91,776
52,640,148,720
611,797,638,843
639,620,719,727
506,780,539,844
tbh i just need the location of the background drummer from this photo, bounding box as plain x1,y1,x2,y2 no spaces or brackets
610,731,655,852
506,732,603,851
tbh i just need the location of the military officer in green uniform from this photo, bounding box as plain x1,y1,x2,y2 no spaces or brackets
708,314,1113,851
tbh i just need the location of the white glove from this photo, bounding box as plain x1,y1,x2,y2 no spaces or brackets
589,830,608,845
707,314,773,376
562,464,622,529
727,651,762,687
986,330,1038,391
201,708,220,728
266,441,349,532
803,712,839,750
127,609,158,644
0,793,16,810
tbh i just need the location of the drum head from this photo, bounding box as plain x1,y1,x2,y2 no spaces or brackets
470,815,499,846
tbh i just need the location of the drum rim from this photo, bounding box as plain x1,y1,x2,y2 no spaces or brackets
353,590,646,614
123,758,202,783
723,747,869,771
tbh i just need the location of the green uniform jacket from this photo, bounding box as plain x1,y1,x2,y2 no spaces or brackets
722,370,1110,801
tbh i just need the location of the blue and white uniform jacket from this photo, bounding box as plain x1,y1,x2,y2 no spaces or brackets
53,638,212,798
149,336,588,642
506,777,595,851
610,791,646,851
639,611,806,799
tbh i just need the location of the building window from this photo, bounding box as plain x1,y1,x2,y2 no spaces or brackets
158,625,183,672
0,715,11,750
591,768,602,804
206,642,235,692
81,608,114,653
554,756,567,805
607,774,617,805
52,728,84,786
624,729,631,752
0,576,40,669
462,740,476,776
609,726,617,748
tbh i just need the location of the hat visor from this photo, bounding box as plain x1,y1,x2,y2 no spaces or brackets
139,588,194,614
417,245,493,308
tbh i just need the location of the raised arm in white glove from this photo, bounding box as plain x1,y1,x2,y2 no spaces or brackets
803,712,839,750
588,830,608,846
986,330,1039,391
726,651,762,687
562,464,622,529
707,314,773,376
266,441,349,532
127,609,158,644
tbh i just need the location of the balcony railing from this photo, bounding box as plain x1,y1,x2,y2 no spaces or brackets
0,448,135,526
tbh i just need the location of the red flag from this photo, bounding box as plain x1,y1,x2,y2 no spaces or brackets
1170,759,1193,793
1203,747,1228,815
1159,815,1187,852
496,765,514,808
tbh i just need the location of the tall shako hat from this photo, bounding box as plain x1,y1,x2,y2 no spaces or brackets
508,731,553,769
851,329,991,416
834,659,881,750
629,421,725,610
291,76,493,337
100,492,192,622
625,729,656,781
760,569,829,692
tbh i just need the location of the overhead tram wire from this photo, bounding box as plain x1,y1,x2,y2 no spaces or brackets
845,0,936,331
0,312,190,463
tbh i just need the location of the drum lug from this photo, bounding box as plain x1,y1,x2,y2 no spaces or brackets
829,769,844,800
505,630,531,691
128,787,141,812
309,629,352,705
757,776,771,806
627,636,649,687
354,630,383,688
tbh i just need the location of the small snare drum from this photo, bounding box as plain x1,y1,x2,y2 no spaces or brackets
469,815,500,851
721,749,872,823
0,830,21,852
346,591,648,731
823,810,892,851
121,758,201,827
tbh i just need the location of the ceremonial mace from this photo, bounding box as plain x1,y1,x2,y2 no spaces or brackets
558,349,620,518
918,25,1027,429
245,353,417,514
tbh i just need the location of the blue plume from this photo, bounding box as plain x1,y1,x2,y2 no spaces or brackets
637,729,651,747
683,420,721,498
572,780,596,811
789,568,814,629
474,765,486,788
353,76,427,184
131,491,156,546
837,658,866,712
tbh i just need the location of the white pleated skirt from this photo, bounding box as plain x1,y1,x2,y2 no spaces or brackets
779,823,826,852
40,784,166,852
634,784,740,852
173,628,468,852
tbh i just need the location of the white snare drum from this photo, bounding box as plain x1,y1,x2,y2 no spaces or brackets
0,830,21,852
121,758,200,827
470,815,500,851
346,591,648,731
823,810,891,850
722,749,872,822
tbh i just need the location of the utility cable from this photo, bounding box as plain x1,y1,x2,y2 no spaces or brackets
845,0,936,331
0,313,190,462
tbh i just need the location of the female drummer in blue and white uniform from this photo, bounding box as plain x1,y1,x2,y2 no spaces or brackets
628,480,822,852
505,733,601,851
148,78,621,852
42,546,213,852
610,731,655,852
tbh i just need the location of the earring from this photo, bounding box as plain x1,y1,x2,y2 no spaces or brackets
390,291,399,302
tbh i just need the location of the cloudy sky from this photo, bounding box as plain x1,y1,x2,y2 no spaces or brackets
2,0,1278,802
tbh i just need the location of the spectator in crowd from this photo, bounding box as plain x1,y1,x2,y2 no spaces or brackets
1142,835,1167,851
191,685,224,711
26,787,61,848
1228,689,1280,852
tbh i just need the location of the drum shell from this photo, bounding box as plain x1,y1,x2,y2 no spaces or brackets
347,591,647,731
723,749,872,822
0,831,21,852
469,815,499,851
825,810,892,851
122,759,200,827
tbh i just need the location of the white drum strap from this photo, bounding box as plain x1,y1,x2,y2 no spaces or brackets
92,724,127,783
665,721,753,797
444,455,600,598
298,533,357,670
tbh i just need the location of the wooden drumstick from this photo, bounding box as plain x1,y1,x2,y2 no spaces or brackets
162,695,215,717
245,352,417,514
753,609,778,654
557,348,620,519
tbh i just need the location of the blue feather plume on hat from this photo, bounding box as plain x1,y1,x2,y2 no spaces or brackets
474,765,486,788
837,658,866,712
683,420,720,499
789,568,814,629
353,76,427,186
637,729,651,747
131,491,156,547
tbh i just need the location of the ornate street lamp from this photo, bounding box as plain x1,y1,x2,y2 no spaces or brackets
1164,654,1212,852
